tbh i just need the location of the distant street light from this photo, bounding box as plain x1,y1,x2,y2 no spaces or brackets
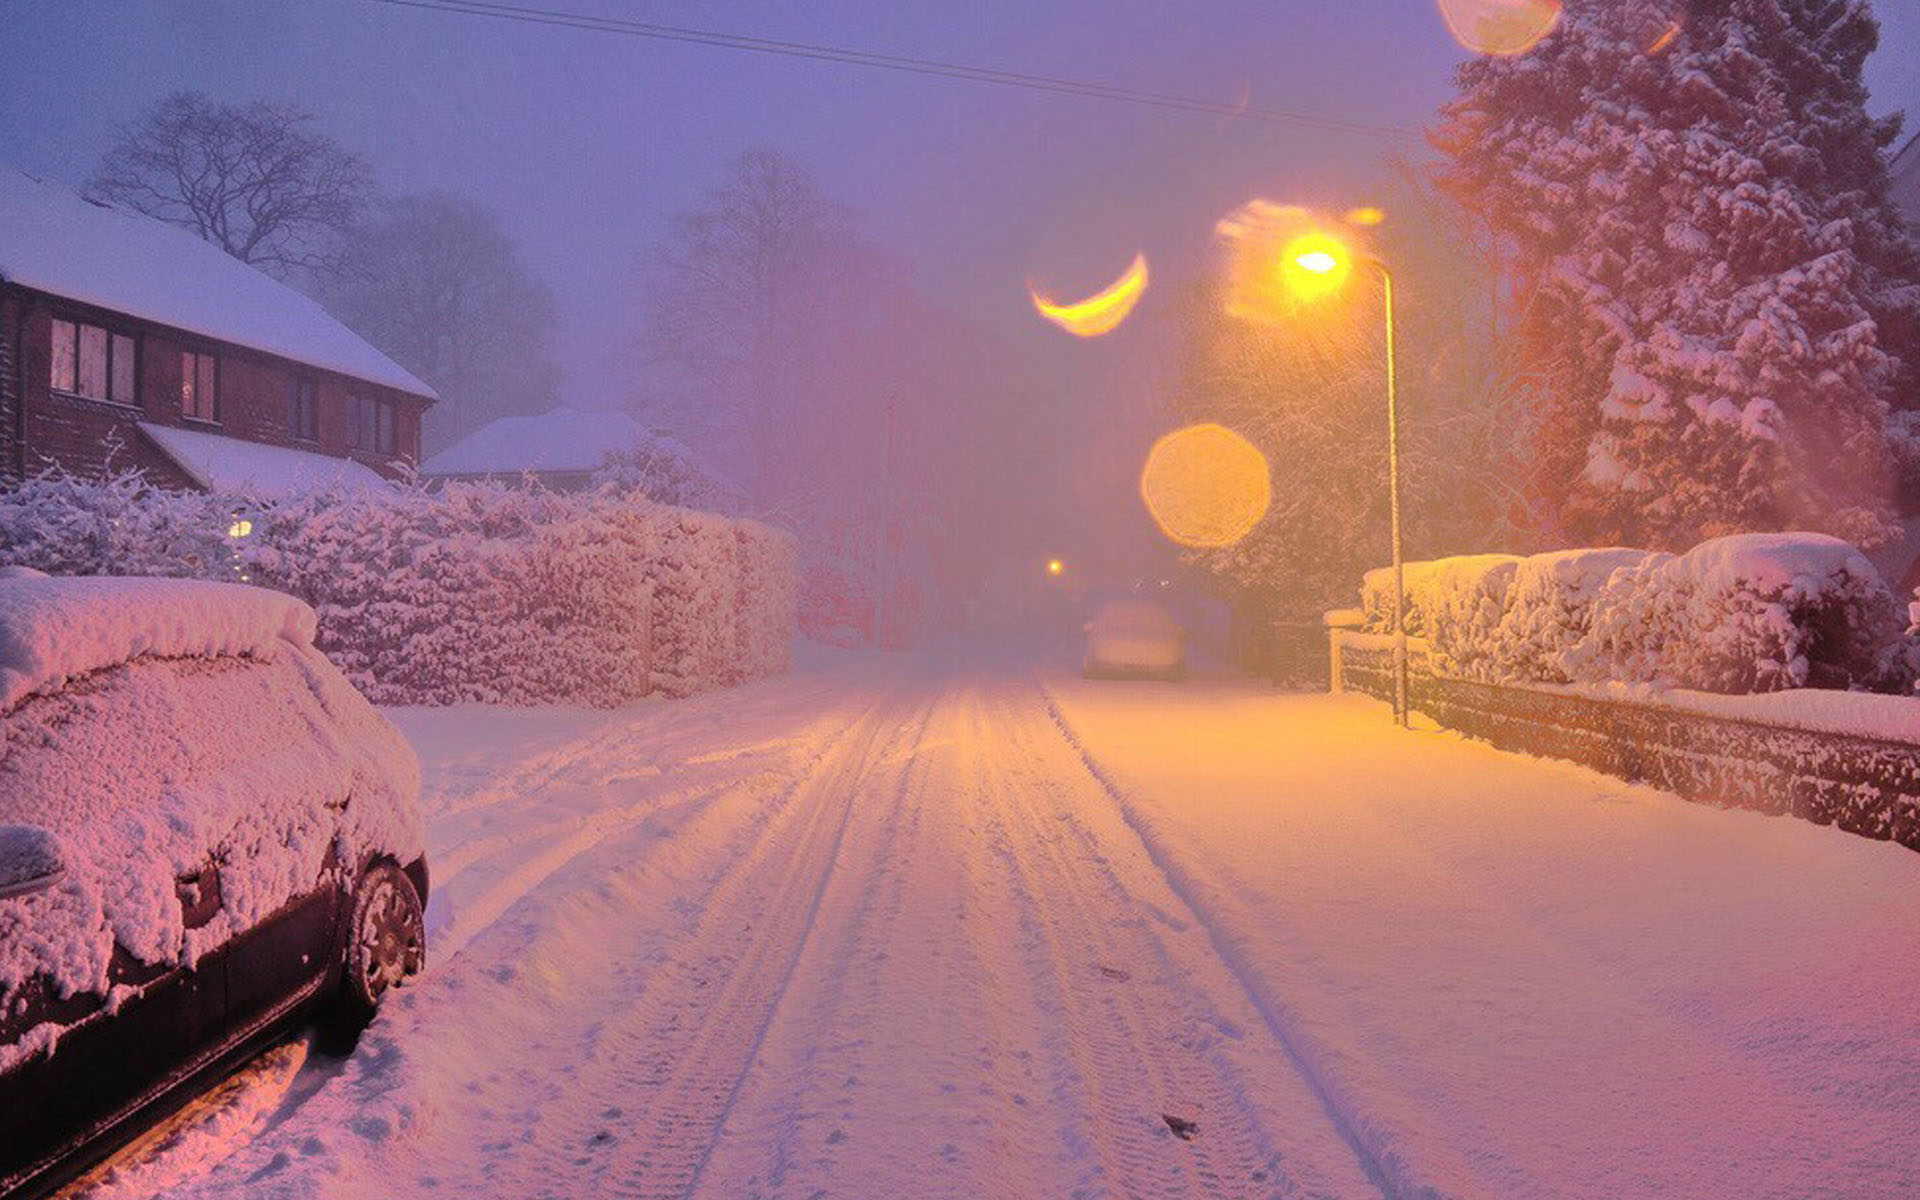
1279,227,1410,729
1046,558,1065,578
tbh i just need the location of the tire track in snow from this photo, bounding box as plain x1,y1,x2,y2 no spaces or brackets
584,682,945,1199
689,671,1077,1200
1034,678,1406,1200
974,676,1377,1199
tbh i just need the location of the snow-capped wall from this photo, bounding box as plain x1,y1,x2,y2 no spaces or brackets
1359,535,1912,695
0,472,796,706
1330,636,1920,856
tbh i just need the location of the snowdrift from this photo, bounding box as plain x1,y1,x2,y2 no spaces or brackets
0,473,796,706
1358,534,1915,694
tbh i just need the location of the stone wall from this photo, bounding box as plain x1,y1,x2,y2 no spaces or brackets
1329,625,1920,854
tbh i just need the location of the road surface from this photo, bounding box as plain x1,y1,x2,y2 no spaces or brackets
72,642,1920,1200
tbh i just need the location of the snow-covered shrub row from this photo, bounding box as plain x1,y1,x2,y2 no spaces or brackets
0,471,236,581
1359,534,1911,694
1360,555,1518,645
1495,549,1670,683
734,520,798,682
0,472,796,705
1583,535,1906,693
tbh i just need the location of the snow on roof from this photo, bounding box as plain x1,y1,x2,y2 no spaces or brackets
140,421,392,499
0,574,317,713
421,406,648,476
0,168,435,399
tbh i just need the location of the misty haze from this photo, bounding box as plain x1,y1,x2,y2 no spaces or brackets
3,2,1920,1198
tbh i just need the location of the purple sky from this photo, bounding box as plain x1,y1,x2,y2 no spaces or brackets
6,1,1920,584
10,0,1914,414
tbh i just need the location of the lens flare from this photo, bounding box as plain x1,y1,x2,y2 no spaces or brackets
1139,424,1272,549
1217,200,1316,322
1030,253,1149,338
1436,0,1561,56
1344,206,1387,227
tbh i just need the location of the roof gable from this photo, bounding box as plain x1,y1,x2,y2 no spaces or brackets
0,168,435,400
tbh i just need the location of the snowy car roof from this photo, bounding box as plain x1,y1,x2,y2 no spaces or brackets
420,406,647,476
0,573,318,713
0,168,435,400
140,421,393,500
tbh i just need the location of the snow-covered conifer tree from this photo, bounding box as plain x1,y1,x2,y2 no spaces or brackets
1434,0,1920,549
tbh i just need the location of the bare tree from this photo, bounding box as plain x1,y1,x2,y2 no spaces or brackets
633,147,897,502
89,91,371,278
632,147,997,643
321,192,560,450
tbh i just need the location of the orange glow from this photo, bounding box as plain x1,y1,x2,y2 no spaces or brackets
1139,424,1271,549
1281,232,1354,304
1217,201,1331,322
1436,0,1561,56
1047,558,1065,577
1646,21,1681,54
1030,253,1149,338
1344,206,1387,227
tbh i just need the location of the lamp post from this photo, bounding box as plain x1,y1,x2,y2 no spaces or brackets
1287,236,1409,729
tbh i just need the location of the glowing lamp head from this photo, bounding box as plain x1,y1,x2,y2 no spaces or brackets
1046,558,1065,578
1278,232,1354,303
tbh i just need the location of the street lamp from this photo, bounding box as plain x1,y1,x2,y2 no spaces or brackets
1283,231,1410,729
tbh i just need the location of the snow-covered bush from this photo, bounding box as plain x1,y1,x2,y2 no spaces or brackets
0,471,796,706
1421,555,1523,680
0,470,235,580
733,520,797,681
1578,535,1903,693
1495,548,1668,683
1350,534,1909,694
1361,555,1518,647
590,436,742,513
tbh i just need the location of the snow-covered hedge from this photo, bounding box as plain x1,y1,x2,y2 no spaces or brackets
0,472,796,706
1357,534,1912,695
1496,548,1669,683
1583,535,1905,693
1360,555,1519,642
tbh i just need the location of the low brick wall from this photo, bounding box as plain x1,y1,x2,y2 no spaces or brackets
1330,628,1920,854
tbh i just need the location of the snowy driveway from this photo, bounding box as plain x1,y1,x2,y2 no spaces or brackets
84,644,1920,1200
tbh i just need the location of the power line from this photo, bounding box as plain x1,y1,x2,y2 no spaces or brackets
368,0,1420,141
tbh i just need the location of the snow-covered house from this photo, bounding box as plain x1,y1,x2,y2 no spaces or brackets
422,406,742,510
0,168,435,494
422,406,648,491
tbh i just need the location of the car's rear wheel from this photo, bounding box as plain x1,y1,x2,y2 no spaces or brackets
330,861,425,1032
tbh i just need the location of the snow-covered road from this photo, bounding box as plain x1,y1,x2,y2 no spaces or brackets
80,643,1920,1199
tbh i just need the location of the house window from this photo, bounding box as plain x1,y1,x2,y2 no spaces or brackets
48,318,137,405
288,375,319,441
350,394,397,455
181,351,218,422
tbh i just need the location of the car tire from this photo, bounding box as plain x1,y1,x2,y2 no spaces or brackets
328,860,425,1034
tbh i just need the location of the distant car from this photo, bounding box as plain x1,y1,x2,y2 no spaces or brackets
0,573,428,1199
1083,598,1185,680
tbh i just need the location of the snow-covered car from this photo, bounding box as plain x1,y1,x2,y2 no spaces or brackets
0,573,428,1198
1083,598,1185,680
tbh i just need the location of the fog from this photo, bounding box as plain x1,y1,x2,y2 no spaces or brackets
7,0,1920,638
